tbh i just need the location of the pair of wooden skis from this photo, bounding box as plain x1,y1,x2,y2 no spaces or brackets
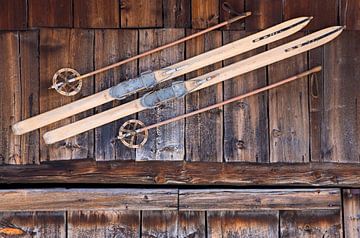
12,15,344,148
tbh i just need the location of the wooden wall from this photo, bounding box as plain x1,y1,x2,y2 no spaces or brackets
0,0,359,237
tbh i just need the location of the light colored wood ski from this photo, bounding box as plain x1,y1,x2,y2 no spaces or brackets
43,26,344,144
12,17,311,135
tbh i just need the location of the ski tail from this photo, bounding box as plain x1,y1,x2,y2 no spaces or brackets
43,25,344,144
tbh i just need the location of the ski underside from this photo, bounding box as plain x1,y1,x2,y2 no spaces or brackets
43,25,344,144
13,17,312,135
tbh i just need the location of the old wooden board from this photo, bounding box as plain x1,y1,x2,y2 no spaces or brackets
0,0,27,30
340,0,360,30
163,0,191,28
343,189,360,238
141,211,178,238
245,0,282,31
191,0,219,29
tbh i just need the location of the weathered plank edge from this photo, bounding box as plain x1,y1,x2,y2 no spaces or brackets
0,160,359,186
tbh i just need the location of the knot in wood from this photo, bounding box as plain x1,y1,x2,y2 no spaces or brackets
235,140,246,149
272,128,282,137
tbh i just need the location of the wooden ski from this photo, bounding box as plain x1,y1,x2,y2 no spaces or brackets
12,17,312,135
43,26,344,144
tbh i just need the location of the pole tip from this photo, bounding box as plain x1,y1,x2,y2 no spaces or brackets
227,12,252,24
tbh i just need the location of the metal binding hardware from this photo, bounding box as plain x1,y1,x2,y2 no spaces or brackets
160,65,189,78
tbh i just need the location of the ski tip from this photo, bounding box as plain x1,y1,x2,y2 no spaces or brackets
308,16,314,21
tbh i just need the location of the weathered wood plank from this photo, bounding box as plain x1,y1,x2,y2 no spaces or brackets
245,0,282,31
39,29,94,161
280,210,342,237
283,0,338,31
74,0,119,28
0,189,178,211
178,211,206,238
185,30,223,162
340,0,360,30
1,160,360,187
343,189,360,238
179,189,341,210
121,0,163,28
192,0,219,29
20,31,40,165
0,33,21,164
321,30,360,162
0,212,65,238
219,0,245,30
68,211,140,237
268,33,309,163
142,211,178,238
0,0,27,29
94,29,138,161
163,0,191,28
223,31,268,162
28,0,73,27
137,29,185,161
207,211,278,237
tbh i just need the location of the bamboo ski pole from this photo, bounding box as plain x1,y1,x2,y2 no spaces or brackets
43,26,344,144
13,17,312,135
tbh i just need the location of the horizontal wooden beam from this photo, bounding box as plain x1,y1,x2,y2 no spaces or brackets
0,160,359,186
0,189,178,211
179,189,341,211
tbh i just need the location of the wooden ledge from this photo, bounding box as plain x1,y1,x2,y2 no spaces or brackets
0,160,359,186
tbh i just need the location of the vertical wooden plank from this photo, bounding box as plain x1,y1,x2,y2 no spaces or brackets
185,30,223,162
283,0,338,31
207,211,279,237
74,0,120,28
39,29,94,161
223,31,268,162
20,31,40,165
68,211,140,237
219,0,245,30
142,211,178,238
28,0,73,27
280,210,341,237
137,29,185,161
94,29,138,161
322,31,360,162
343,189,360,238
0,33,21,164
268,33,309,163
340,0,360,30
121,0,163,28
192,0,219,29
163,0,191,28
0,0,27,30
178,211,206,238
245,0,282,31
0,212,65,238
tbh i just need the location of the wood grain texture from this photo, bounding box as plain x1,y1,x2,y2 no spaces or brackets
219,0,245,30
142,211,178,238
74,0,119,28
94,29,138,161
39,29,94,161
185,30,223,162
245,0,282,31
192,0,219,29
283,0,338,31
0,0,27,29
268,33,309,162
121,0,163,28
178,211,206,237
322,31,360,162
207,211,278,237
343,189,360,238
163,0,191,28
68,211,140,237
0,212,65,238
280,210,342,237
179,189,341,210
340,0,360,30
0,189,178,211
28,0,73,27
137,29,185,161
222,31,268,162
1,160,360,187
0,33,21,165
19,31,40,165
